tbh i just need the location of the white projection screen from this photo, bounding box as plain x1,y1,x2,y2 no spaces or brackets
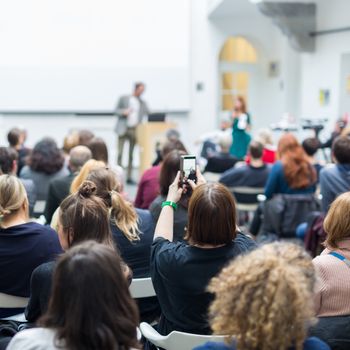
0,0,190,112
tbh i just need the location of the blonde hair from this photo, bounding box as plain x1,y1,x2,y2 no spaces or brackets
0,175,27,224
70,159,105,194
208,242,316,350
324,191,350,248
86,168,139,242
256,128,273,146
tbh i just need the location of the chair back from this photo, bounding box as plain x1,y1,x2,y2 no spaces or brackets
204,172,221,183
140,322,227,350
0,292,29,308
129,277,156,299
230,186,265,211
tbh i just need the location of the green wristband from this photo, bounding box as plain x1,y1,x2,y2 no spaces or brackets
161,201,178,211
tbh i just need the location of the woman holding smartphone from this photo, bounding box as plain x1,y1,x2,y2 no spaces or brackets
150,168,256,335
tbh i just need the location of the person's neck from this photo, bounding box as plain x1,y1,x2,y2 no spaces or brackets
250,158,264,167
306,155,316,164
1,212,27,229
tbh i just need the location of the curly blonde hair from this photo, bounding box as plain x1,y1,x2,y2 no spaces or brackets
208,242,316,350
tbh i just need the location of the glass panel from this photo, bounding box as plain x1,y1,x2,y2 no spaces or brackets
222,94,234,111
221,72,234,90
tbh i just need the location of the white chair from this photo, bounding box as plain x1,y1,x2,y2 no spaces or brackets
0,292,29,322
204,172,221,183
129,277,156,299
140,322,227,350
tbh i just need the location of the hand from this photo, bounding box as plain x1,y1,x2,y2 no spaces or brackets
187,166,206,190
123,108,132,116
166,171,183,203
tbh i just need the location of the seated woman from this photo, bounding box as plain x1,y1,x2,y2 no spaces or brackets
86,167,159,322
8,241,140,350
150,150,189,242
25,181,127,323
195,242,330,350
20,138,69,201
264,133,317,199
151,170,256,335
313,192,350,317
0,175,61,318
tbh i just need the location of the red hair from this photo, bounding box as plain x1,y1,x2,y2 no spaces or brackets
277,133,316,189
235,96,247,114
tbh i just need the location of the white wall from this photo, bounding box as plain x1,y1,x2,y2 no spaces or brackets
300,0,350,129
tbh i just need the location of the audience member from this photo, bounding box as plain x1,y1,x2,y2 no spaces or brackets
195,242,329,350
9,242,139,350
135,140,187,209
86,167,158,321
204,134,237,173
25,181,120,323
264,133,317,199
151,171,256,335
20,138,69,201
313,192,350,317
77,129,95,146
152,129,182,166
246,128,276,164
62,131,79,156
220,141,270,188
302,137,323,180
44,145,92,223
7,127,31,176
320,136,350,212
0,147,36,216
150,150,189,241
0,175,61,318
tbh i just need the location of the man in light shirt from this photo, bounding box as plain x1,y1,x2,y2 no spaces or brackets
115,82,149,184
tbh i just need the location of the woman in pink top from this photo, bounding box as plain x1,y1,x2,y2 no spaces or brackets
313,191,350,317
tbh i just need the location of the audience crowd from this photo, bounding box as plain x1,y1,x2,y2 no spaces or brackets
0,121,349,350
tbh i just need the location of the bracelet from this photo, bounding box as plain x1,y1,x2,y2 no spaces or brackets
161,201,178,211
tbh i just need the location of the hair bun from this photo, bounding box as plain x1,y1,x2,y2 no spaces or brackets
78,181,97,198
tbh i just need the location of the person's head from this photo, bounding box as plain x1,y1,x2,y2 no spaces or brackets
0,175,28,225
324,192,350,248
256,128,274,147
77,129,95,146
63,132,80,155
0,147,18,175
208,242,316,350
185,183,237,246
234,96,247,113
86,167,139,242
58,181,112,250
160,140,188,163
218,134,232,153
133,82,145,97
68,146,92,174
87,137,109,164
7,127,24,148
70,159,105,194
41,241,139,350
28,138,65,175
277,133,316,189
248,140,264,161
332,136,350,164
302,137,320,157
166,129,180,142
159,150,187,196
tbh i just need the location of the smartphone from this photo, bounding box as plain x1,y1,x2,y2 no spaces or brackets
180,155,197,185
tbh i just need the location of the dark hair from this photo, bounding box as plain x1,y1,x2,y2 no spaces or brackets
134,82,145,91
29,138,65,175
87,137,109,164
332,136,350,164
7,128,22,147
302,138,320,157
161,140,188,160
185,183,237,245
249,141,263,159
0,147,17,174
86,168,139,242
59,181,113,248
40,241,140,350
78,129,95,146
159,150,187,196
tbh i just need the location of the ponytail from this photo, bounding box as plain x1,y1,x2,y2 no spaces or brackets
110,191,139,242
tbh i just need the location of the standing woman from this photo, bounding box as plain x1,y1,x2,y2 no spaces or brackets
230,96,252,160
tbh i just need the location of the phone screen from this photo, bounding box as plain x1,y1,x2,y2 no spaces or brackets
181,155,197,183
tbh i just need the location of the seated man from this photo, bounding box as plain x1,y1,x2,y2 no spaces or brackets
219,141,270,188
204,134,238,174
320,136,350,212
